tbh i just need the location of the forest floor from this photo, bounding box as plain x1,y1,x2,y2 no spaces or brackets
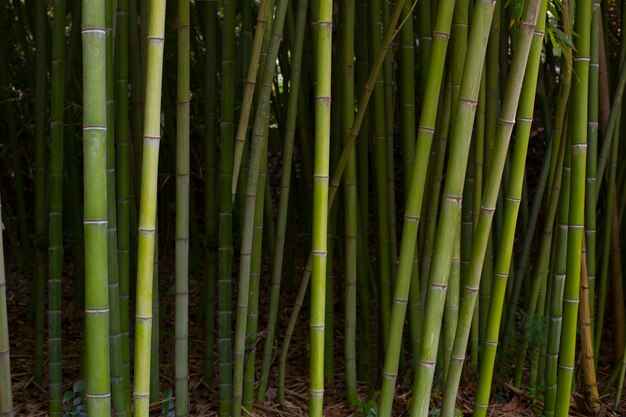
4,250,626,417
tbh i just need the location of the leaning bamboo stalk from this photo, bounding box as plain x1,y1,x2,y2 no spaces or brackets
408,0,500,411
377,0,457,410
231,0,271,199
257,0,309,402
232,1,289,415
133,0,167,413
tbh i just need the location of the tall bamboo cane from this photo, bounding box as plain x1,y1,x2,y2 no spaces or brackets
175,0,190,413
82,0,111,412
554,0,591,412
202,0,218,387
48,0,67,412
33,0,47,386
341,0,358,406
133,0,167,414
369,0,393,344
0,196,13,416
544,132,571,417
218,0,236,412
105,0,125,411
310,0,332,414
114,0,132,409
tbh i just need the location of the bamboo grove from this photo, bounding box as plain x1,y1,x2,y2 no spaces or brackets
3,0,626,415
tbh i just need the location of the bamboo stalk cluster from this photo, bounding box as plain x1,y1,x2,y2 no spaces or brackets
2,0,626,415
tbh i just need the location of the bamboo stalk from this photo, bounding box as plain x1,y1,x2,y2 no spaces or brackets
82,0,111,411
48,0,67,412
132,0,167,412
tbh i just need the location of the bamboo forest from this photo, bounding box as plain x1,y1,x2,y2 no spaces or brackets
3,0,626,415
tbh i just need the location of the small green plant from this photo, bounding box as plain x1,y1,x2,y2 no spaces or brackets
161,388,175,417
62,380,86,417
357,399,378,417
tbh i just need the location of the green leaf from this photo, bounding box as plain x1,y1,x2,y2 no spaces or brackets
73,380,85,393
63,391,73,402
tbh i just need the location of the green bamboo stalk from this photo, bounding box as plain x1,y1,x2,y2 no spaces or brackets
243,145,268,410
544,133,571,416
310,0,332,413
82,0,111,412
504,29,574,352
175,0,190,412
115,0,132,410
202,0,218,387
585,0,600,341
356,0,373,379
399,0,416,195
105,0,125,411
369,0,393,345
382,0,399,284
33,0,47,386
218,0,236,412
128,0,143,181
578,238,601,412
149,234,159,404
554,0,591,411
48,0,66,412
408,0,499,411
231,0,270,199
443,232,460,379
439,0,545,413
133,0,167,413
512,136,559,387
342,0,358,406
325,41,342,386
257,0,308,402
0,196,12,417
420,77,452,294
417,0,432,101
